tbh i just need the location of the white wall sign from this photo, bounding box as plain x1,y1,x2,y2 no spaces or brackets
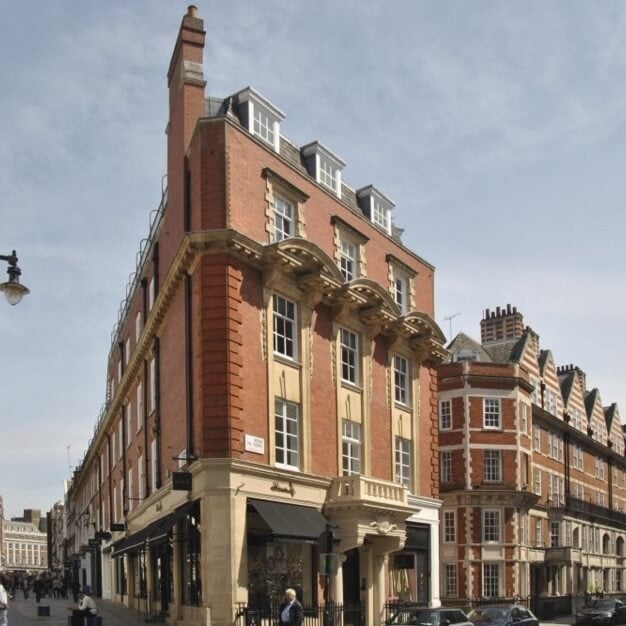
245,435,265,454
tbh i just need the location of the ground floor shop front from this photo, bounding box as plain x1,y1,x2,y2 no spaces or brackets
94,459,441,626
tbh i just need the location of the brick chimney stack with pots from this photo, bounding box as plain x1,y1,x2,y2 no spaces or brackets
480,303,525,345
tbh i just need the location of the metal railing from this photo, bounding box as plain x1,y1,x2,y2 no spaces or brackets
235,602,364,626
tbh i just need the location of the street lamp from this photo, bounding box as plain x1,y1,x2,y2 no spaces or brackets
0,249,29,305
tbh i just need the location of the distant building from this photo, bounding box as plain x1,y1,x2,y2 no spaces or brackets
47,501,65,572
439,305,625,617
2,509,48,573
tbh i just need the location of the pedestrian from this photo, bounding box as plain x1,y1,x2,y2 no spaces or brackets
71,579,80,603
67,590,97,625
0,574,9,626
278,588,304,626
33,577,42,603
21,578,28,600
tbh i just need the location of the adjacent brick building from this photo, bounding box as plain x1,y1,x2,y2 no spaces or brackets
64,7,447,626
439,305,626,616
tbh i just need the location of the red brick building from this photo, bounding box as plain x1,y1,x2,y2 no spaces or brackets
439,305,626,616
64,7,447,626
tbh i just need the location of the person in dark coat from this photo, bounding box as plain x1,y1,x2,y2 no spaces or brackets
278,588,303,626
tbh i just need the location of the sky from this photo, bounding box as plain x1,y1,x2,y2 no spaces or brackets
1,1,625,519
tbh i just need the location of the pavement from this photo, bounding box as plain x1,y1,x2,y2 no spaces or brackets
540,615,576,626
4,594,147,626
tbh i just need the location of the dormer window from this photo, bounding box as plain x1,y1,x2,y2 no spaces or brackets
356,186,394,235
301,142,345,198
235,87,285,153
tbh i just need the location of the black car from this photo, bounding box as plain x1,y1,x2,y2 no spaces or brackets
386,606,473,626
576,599,626,625
467,605,538,626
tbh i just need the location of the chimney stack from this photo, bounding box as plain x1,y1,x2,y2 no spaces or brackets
480,304,525,345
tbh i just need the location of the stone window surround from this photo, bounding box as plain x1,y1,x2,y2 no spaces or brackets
263,168,308,244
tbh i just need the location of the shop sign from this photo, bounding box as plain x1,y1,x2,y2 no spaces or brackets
172,471,192,491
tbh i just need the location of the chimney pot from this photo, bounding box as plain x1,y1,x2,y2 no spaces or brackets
496,306,501,316
507,303,511,314
187,5,198,17
513,306,517,313
485,309,490,319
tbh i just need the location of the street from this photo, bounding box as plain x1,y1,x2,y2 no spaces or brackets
3,594,146,626
3,594,578,626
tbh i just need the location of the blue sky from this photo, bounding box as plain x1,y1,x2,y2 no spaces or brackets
1,1,625,518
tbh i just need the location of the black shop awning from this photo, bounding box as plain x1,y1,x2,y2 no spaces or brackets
247,498,328,541
147,500,198,545
111,501,198,557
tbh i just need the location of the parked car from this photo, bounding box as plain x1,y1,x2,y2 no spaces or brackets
467,605,538,626
386,606,473,626
576,599,626,625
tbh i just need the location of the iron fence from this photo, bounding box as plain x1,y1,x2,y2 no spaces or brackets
235,602,364,626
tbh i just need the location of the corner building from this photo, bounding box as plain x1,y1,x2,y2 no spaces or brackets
65,7,447,626
439,305,626,617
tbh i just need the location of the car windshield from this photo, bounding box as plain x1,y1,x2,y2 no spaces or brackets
388,609,439,625
591,601,616,610
469,608,509,622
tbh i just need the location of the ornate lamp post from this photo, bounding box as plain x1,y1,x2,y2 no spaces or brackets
0,250,29,305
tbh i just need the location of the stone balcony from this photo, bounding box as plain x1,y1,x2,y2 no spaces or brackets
544,546,583,564
324,475,413,552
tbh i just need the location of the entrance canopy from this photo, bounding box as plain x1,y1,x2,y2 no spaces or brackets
247,498,327,541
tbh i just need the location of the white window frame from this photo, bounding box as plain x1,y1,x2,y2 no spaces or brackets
484,450,502,482
135,311,142,343
443,511,456,543
395,436,412,489
150,439,157,493
128,467,134,511
483,509,501,543
534,467,541,496
148,277,155,311
136,382,143,433
393,271,409,313
273,294,298,360
596,456,605,480
440,400,452,431
253,106,275,146
573,444,583,470
372,198,391,233
340,328,359,385
137,454,144,501
126,403,132,447
393,355,410,406
319,157,337,192
342,420,361,476
275,398,300,470
533,425,541,452
440,451,453,483
483,398,501,429
519,403,528,434
149,358,156,414
125,338,131,365
444,563,458,598
483,562,501,598
339,237,357,282
273,194,294,242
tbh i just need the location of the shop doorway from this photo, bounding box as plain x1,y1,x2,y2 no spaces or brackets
151,542,172,613
343,548,360,606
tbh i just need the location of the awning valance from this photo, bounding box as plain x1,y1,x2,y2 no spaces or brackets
111,500,198,557
247,498,327,540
